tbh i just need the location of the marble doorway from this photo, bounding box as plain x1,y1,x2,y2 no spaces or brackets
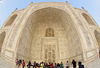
42,38,58,63
45,45,55,63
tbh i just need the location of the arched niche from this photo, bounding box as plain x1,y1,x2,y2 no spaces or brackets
46,28,54,37
0,31,6,52
94,30,100,50
5,14,17,26
82,13,95,25
16,7,82,62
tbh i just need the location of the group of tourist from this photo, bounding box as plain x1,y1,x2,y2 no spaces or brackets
16,59,25,68
27,61,64,68
16,59,84,68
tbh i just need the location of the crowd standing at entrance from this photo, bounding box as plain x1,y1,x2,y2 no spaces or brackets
16,59,84,68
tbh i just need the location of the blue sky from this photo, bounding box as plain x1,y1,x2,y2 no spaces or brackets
0,0,100,28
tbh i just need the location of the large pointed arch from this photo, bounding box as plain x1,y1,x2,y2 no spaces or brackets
16,7,82,62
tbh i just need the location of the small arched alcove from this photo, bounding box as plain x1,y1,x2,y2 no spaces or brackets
5,14,17,26
82,13,95,25
0,31,6,52
46,28,54,37
94,30,100,50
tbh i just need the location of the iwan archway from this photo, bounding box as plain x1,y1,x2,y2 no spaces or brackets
16,7,83,63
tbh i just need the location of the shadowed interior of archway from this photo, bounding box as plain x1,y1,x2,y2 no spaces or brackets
82,13,95,25
16,7,83,63
0,32,6,52
94,30,100,50
5,14,17,26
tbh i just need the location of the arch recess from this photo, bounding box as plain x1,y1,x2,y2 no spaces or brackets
46,28,54,37
5,14,17,26
16,7,82,62
82,13,95,25
0,31,6,52
94,30,100,50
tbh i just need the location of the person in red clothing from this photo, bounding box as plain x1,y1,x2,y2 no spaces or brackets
99,50,100,57
22,60,25,68
51,63,54,68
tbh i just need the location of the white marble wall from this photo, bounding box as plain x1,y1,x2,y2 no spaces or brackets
0,2,99,64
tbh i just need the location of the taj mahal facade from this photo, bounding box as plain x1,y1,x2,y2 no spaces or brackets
0,2,100,65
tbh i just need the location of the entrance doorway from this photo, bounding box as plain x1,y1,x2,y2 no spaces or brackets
43,38,57,63
45,45,55,63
